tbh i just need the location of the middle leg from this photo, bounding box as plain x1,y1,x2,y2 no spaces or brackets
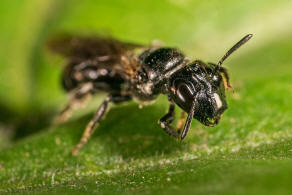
72,94,131,155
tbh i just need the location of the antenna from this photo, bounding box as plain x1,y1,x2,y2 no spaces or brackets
217,34,253,67
180,99,196,140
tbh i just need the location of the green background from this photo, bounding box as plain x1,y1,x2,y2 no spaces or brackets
0,0,292,194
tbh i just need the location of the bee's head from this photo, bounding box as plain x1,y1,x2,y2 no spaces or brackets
169,61,229,126
168,34,253,139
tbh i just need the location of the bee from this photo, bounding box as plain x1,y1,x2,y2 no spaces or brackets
48,33,252,155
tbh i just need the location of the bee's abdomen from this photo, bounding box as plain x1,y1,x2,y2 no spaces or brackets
62,62,124,93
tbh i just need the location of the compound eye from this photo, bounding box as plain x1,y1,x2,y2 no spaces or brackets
176,82,194,106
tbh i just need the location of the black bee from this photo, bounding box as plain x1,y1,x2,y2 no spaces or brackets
48,33,252,155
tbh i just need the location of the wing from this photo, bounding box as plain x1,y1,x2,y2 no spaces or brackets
47,34,143,66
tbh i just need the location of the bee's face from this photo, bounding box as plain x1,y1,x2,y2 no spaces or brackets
193,77,227,126
169,61,228,126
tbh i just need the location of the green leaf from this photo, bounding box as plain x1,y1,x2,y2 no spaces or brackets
1,0,292,194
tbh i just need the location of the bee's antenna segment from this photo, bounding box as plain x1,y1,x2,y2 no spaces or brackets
181,99,196,140
217,34,253,67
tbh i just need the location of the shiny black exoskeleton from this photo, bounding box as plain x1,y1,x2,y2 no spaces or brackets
48,34,252,155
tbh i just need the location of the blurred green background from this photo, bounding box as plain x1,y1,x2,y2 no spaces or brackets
0,0,292,194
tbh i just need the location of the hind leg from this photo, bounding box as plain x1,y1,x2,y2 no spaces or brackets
54,83,93,125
